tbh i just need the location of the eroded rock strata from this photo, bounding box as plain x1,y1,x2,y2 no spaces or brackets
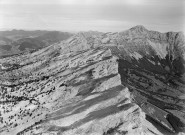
0,26,185,135
0,47,153,135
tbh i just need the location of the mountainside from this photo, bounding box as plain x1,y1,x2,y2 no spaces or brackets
0,26,185,135
0,30,73,58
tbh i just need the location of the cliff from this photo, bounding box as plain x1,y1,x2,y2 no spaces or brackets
0,26,185,135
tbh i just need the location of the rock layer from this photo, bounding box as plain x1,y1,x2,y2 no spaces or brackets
0,26,185,135
0,46,158,135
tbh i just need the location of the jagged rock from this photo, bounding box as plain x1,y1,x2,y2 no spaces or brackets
0,47,149,135
0,26,185,135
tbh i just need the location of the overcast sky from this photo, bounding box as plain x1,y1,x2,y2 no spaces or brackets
0,0,184,32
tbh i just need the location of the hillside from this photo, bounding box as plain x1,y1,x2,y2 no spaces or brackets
0,30,73,57
0,26,185,135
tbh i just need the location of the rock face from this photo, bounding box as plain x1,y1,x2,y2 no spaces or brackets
0,26,185,135
105,26,185,133
0,47,155,135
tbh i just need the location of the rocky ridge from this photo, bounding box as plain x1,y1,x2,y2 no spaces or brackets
0,47,158,135
0,26,185,135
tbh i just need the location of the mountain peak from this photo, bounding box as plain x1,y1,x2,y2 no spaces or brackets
130,25,148,32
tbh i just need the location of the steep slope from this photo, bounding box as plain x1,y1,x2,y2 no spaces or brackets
81,25,185,133
81,26,185,133
59,26,185,132
0,44,161,135
0,26,185,135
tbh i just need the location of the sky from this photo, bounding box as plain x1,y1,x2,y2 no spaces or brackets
0,0,184,32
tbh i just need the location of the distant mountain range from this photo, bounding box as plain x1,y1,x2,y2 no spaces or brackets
0,30,73,58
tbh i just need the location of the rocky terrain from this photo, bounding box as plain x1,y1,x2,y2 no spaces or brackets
0,30,73,58
0,26,185,135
